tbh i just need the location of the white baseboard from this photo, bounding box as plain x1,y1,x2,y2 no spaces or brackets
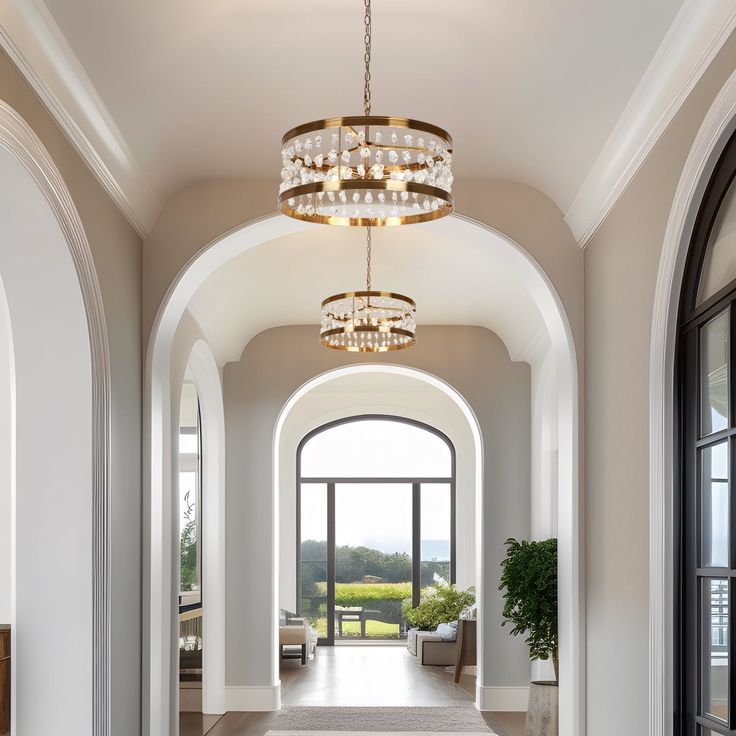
224,684,281,711
477,685,529,712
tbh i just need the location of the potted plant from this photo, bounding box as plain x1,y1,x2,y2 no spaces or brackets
402,579,475,631
499,537,558,736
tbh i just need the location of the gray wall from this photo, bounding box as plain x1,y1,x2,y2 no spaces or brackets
223,324,531,689
0,49,143,734
584,30,736,736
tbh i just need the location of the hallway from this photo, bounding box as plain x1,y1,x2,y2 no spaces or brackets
180,646,524,735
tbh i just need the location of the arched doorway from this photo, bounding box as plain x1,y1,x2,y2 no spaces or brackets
145,213,582,735
0,101,110,735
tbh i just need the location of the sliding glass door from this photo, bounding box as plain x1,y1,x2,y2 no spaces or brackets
297,416,455,644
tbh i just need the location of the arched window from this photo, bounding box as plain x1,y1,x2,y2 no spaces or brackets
677,130,736,734
297,416,455,645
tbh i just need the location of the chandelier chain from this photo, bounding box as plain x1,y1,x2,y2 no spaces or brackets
363,0,372,115
366,226,372,291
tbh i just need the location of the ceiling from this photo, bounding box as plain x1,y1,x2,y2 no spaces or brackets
186,219,547,366
38,0,684,214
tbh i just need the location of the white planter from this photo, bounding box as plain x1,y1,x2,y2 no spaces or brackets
525,681,558,736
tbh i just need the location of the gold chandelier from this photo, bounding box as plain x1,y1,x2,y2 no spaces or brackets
320,227,416,352
278,0,454,227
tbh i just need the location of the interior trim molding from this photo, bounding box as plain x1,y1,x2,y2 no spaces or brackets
476,685,529,712
649,65,736,736
566,0,736,248
0,0,160,237
0,99,111,735
224,685,281,712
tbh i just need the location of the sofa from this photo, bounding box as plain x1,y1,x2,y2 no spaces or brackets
407,619,477,675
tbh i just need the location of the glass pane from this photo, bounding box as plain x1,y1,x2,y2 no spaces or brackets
420,483,452,586
300,483,327,637
179,471,198,593
701,311,729,436
301,419,451,478
702,578,729,722
335,483,412,640
702,443,730,568
698,176,736,305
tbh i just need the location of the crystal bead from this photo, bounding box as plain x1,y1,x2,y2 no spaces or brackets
417,152,426,165
327,191,335,202
345,132,355,146
295,139,304,153
402,150,411,163
391,207,399,216
375,150,383,163
404,170,413,182
315,135,322,148
391,131,398,144
428,140,436,151
304,154,312,167
375,131,383,143
378,192,386,204
339,191,347,203
431,199,439,210
352,192,360,204
371,164,384,179
426,156,434,168
360,147,370,159
314,154,323,168
341,150,350,163
332,133,339,146
328,149,338,164
358,131,366,145
388,150,398,164
357,164,366,177
288,198,296,206
404,134,413,146
365,192,373,204
305,138,313,150
401,191,409,201
297,203,305,214
417,137,425,148
392,192,398,203
423,198,430,210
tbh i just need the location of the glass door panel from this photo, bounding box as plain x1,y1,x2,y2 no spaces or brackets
334,483,412,640
702,578,729,723
300,483,329,641
701,310,730,436
701,442,730,568
420,483,452,587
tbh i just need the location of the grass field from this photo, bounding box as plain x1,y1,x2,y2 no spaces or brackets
311,618,401,639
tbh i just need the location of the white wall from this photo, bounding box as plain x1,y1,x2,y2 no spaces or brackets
0,144,93,734
0,278,10,626
584,28,736,736
277,371,479,613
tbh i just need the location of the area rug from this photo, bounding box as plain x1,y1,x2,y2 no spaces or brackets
266,706,496,733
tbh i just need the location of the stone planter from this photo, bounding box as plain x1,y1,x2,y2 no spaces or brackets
525,681,558,736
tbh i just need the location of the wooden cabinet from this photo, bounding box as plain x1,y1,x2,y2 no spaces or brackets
0,626,9,736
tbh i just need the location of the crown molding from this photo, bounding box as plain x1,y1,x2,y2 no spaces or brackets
0,0,161,238
565,0,736,248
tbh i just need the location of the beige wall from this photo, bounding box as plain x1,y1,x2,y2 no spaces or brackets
224,325,531,690
584,29,736,736
0,49,143,734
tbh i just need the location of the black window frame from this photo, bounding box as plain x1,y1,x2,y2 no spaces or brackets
296,414,457,645
676,128,736,735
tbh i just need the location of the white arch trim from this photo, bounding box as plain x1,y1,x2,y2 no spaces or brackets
185,340,226,715
272,365,484,697
145,211,582,736
0,100,111,734
650,66,736,736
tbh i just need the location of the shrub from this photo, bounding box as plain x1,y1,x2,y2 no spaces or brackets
335,582,411,606
499,537,558,679
402,580,475,630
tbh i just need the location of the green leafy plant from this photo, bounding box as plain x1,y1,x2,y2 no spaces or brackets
402,580,475,631
499,537,558,680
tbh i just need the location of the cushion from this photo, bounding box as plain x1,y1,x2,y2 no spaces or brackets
435,620,458,641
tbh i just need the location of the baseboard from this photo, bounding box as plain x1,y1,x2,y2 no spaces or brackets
224,683,281,711
477,685,529,712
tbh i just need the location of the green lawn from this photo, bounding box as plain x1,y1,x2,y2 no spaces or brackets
310,617,401,639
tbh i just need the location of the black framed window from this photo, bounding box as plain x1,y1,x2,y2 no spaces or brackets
296,415,456,645
677,128,736,735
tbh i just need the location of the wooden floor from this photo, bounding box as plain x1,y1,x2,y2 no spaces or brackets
180,645,525,736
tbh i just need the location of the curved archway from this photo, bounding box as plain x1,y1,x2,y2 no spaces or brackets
650,66,736,736
0,101,111,734
145,212,581,735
